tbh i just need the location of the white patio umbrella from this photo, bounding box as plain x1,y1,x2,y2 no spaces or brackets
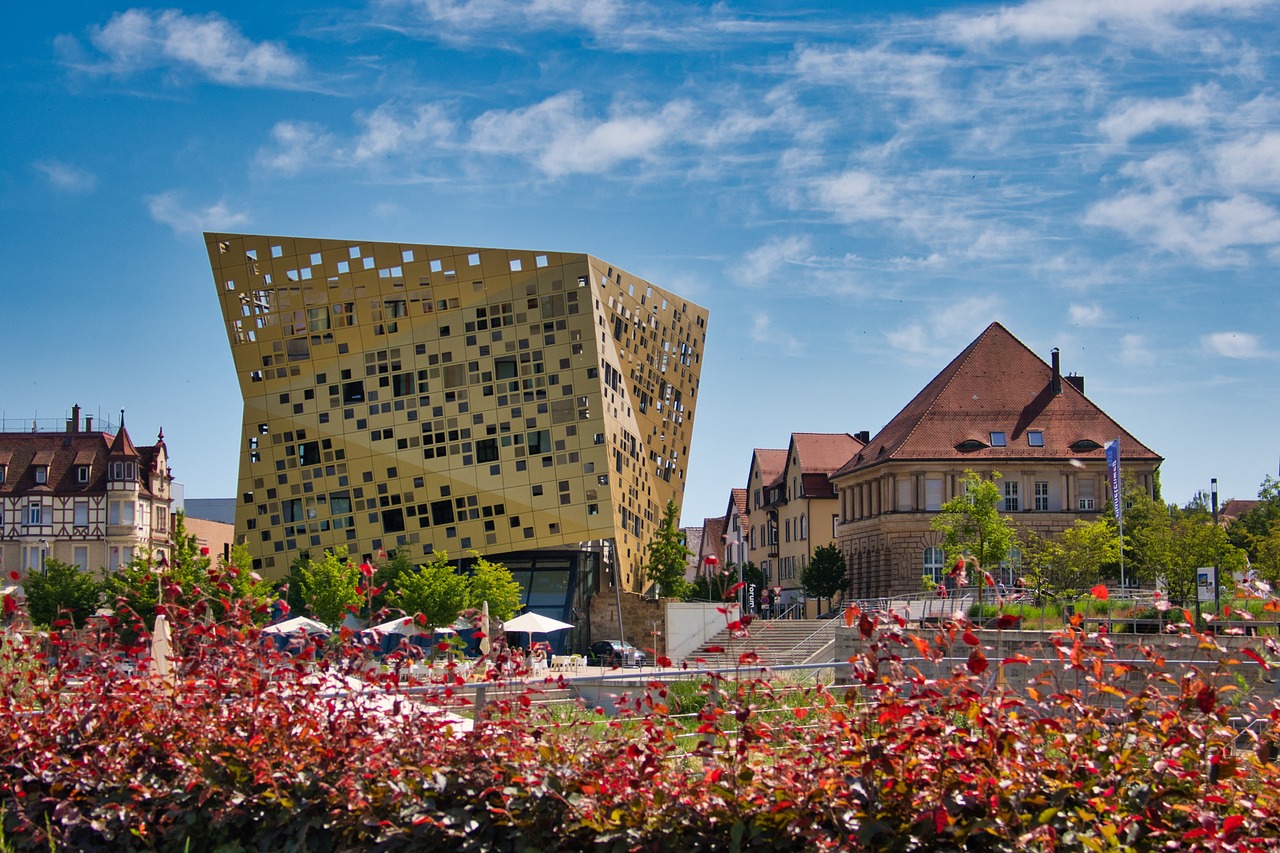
502,611,574,634
149,613,174,681
368,616,425,637
262,615,331,635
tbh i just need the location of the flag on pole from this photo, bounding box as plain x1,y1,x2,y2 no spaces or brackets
1105,439,1121,525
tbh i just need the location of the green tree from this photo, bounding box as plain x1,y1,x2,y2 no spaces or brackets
466,553,524,622
643,499,692,599
1252,520,1280,587
216,543,274,621
371,550,416,615
23,559,102,628
688,561,763,603
801,544,847,611
1022,520,1120,598
1227,476,1280,564
105,512,207,627
296,547,362,627
1124,483,1248,606
387,552,470,630
931,470,1015,608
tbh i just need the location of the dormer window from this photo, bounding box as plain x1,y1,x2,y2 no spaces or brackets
34,466,48,485
1070,439,1102,452
989,432,1007,447
77,465,90,483
956,439,987,452
1027,430,1044,447
0,464,6,484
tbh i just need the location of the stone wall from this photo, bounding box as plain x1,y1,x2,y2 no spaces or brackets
588,590,670,658
834,624,1275,706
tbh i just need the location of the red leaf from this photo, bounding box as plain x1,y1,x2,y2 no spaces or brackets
1091,584,1109,601
962,631,980,646
359,562,374,577
2,596,15,615
858,614,874,639
793,707,808,721
844,606,857,628
727,581,746,595
705,645,724,653
1223,814,1245,835
726,620,742,631
933,806,948,834
657,655,672,668
415,613,427,626
995,614,1022,629
7,571,20,582
1197,685,1216,715
1242,647,1269,670
967,649,988,674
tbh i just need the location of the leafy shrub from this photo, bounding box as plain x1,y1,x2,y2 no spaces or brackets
3,576,1280,850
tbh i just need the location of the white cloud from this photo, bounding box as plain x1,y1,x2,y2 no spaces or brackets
948,0,1270,45
749,312,804,356
353,103,456,163
1068,303,1103,325
1119,333,1156,366
146,192,249,234
1215,131,1280,191
793,45,956,121
33,160,96,193
806,170,897,223
258,121,343,174
1098,86,1216,145
1202,331,1268,358
1085,186,1280,262
405,0,624,34
886,296,1002,357
469,91,695,177
67,9,305,87
731,236,812,286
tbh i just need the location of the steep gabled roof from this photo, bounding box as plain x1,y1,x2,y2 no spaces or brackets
701,516,727,563
728,488,748,537
750,448,787,489
833,322,1161,477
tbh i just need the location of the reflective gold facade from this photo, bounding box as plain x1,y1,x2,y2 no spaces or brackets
207,233,708,590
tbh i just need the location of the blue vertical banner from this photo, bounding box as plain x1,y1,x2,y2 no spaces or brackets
1105,438,1121,525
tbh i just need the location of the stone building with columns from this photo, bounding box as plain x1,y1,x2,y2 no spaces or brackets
829,323,1161,600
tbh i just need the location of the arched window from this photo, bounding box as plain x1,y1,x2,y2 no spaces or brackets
799,513,807,540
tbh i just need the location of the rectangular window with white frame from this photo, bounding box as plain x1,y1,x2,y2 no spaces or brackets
73,546,88,571
74,500,89,527
1034,481,1049,511
26,502,42,526
1003,481,1020,512
1078,478,1096,510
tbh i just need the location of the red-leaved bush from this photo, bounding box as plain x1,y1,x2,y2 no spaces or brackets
2,573,1280,851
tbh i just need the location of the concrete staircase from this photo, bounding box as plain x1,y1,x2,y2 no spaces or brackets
685,617,839,670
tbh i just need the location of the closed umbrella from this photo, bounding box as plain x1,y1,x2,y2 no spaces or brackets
149,613,173,681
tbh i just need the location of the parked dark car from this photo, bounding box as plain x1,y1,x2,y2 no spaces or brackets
588,640,647,667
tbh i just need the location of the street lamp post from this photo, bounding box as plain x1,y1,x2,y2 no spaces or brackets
702,555,718,602
1211,478,1220,617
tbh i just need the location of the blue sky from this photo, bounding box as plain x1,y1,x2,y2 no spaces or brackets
3,0,1278,526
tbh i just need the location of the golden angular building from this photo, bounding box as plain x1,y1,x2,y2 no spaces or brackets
206,233,708,607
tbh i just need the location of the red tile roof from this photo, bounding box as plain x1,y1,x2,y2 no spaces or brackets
752,448,788,489
701,516,727,563
0,427,166,498
834,322,1161,477
791,432,864,475
729,488,748,537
